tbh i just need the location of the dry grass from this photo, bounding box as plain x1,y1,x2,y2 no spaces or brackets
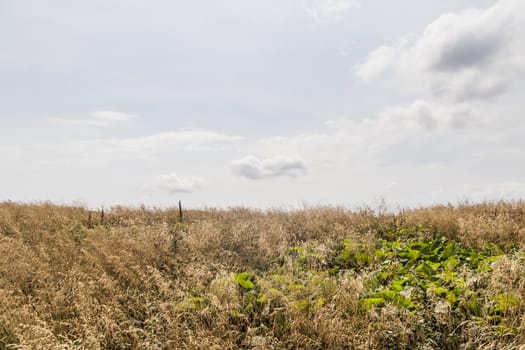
0,200,525,349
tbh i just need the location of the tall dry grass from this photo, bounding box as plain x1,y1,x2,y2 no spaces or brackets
0,200,524,349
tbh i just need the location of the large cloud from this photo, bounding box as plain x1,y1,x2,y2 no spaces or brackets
354,0,525,101
232,155,307,180
255,98,491,172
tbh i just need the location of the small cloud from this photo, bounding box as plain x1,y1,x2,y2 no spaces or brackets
157,174,205,193
232,155,307,180
90,111,136,123
119,130,245,153
302,0,360,22
48,111,136,127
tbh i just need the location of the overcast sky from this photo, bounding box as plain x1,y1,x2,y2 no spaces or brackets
1,0,524,208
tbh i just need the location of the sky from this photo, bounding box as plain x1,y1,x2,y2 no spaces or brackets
1,0,525,209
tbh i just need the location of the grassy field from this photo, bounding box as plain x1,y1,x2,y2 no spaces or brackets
0,201,525,349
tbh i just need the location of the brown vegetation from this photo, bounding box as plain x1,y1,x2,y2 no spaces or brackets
1,201,525,349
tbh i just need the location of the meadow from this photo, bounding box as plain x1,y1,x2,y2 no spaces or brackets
0,201,524,349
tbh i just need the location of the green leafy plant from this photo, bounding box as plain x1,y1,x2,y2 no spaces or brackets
361,236,503,315
233,272,255,290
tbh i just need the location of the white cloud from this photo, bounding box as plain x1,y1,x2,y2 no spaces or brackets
302,0,360,22
48,111,136,127
112,130,244,154
4,129,244,165
353,0,525,101
353,43,404,82
90,111,136,123
255,98,493,172
379,99,477,130
156,174,205,193
232,155,307,180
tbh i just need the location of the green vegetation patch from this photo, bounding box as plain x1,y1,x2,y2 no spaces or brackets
233,272,255,290
361,236,504,312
